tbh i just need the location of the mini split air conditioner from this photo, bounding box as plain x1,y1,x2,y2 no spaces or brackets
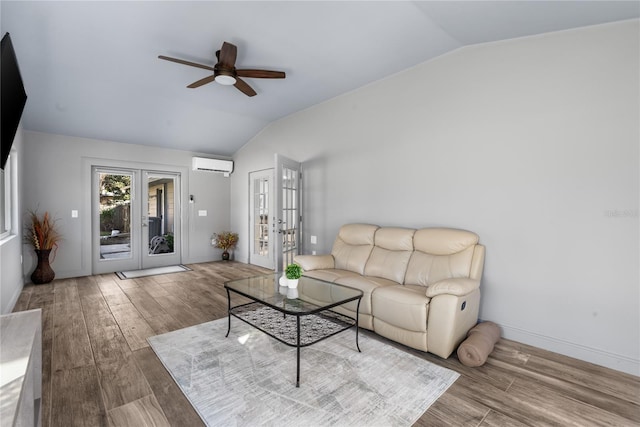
192,157,234,177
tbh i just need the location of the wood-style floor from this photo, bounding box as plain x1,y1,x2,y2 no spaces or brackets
12,261,640,426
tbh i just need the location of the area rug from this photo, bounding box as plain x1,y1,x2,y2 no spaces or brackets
148,317,459,426
115,264,191,279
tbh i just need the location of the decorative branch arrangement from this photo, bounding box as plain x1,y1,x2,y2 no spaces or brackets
25,210,61,283
25,210,61,252
212,231,239,251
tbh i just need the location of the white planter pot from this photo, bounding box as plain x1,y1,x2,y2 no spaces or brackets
279,275,288,287
287,278,299,288
286,288,299,299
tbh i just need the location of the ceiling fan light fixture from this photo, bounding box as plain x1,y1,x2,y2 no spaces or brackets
215,74,236,86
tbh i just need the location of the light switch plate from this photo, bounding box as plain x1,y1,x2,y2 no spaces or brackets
198,210,207,216
71,210,78,218
310,235,317,244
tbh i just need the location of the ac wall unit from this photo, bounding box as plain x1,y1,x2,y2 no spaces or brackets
192,157,234,177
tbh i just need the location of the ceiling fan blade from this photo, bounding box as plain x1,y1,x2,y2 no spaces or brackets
218,42,237,68
234,77,257,97
236,69,286,79
158,55,215,72
187,74,216,88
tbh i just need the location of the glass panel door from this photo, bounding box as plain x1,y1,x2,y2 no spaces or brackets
93,168,140,274
274,154,301,272
142,171,181,269
249,169,274,269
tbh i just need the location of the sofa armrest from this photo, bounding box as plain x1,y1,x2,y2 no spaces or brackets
294,254,335,271
426,278,479,297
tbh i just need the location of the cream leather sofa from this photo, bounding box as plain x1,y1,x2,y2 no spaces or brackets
294,223,485,358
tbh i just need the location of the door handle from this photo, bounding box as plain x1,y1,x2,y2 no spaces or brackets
274,219,285,233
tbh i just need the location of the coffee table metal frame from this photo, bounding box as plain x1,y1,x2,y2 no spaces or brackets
224,274,363,387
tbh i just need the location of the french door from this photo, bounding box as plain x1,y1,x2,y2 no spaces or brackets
248,155,302,271
249,169,274,269
92,167,181,274
274,154,301,272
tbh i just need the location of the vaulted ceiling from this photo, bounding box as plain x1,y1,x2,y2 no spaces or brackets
3,1,638,156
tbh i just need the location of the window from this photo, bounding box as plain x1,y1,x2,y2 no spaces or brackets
0,154,14,239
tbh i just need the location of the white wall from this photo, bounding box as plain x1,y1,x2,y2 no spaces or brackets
20,131,231,280
232,20,639,375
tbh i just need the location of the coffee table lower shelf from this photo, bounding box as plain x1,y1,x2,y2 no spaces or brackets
226,302,361,387
230,302,358,347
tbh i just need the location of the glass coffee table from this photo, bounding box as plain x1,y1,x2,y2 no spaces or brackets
224,273,363,387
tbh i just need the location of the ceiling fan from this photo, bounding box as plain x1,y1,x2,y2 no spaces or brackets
158,41,285,97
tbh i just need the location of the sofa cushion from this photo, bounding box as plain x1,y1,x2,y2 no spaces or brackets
303,269,361,284
364,227,415,284
405,228,478,287
373,227,415,251
334,275,397,316
413,228,478,255
372,284,430,332
331,224,379,275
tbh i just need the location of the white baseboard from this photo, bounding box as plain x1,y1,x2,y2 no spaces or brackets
4,283,23,314
184,255,248,264
183,256,219,264
494,321,639,377
234,255,249,264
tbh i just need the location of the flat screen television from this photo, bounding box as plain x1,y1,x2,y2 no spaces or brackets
1,32,28,170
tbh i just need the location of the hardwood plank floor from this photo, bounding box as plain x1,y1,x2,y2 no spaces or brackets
12,261,640,426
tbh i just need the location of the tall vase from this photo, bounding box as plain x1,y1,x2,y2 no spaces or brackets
31,249,55,284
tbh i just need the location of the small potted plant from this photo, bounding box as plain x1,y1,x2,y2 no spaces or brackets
285,263,303,288
212,231,239,261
